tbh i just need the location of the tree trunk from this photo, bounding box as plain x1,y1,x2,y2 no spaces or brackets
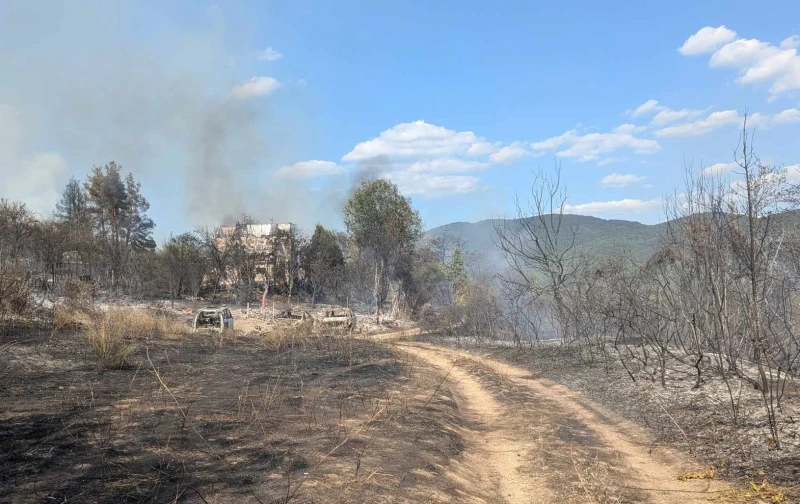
374,260,381,325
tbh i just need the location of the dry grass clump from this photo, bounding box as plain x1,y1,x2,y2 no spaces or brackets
52,303,89,332
113,308,191,341
84,309,139,369
55,305,190,341
717,477,791,503
55,306,189,369
678,466,715,481
258,321,314,352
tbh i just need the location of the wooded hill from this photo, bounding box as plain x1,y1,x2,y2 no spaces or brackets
426,211,800,269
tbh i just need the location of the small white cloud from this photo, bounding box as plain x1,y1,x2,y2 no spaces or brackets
258,47,283,62
342,120,486,162
389,172,480,197
702,162,738,176
532,126,661,162
679,25,737,55
744,109,800,129
785,164,800,183
655,110,739,137
565,198,662,216
407,158,489,173
231,76,280,99
686,28,800,97
773,108,800,124
651,107,705,127
612,123,645,134
489,142,528,163
632,99,664,117
600,173,646,188
275,160,344,179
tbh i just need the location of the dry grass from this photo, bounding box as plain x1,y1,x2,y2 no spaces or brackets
83,310,139,369
54,305,191,341
678,466,716,481
716,477,792,503
257,320,314,352
52,305,191,369
569,451,623,504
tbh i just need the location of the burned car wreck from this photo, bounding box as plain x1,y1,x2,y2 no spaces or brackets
193,307,234,331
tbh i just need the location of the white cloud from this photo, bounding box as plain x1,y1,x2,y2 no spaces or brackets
744,108,800,129
773,108,800,124
702,162,738,176
679,25,738,55
489,142,529,163
257,47,283,62
632,99,664,117
651,107,705,127
612,123,645,134
333,120,531,197
231,76,280,99
388,172,480,197
338,120,531,196
407,158,489,174
655,110,739,137
565,198,662,216
600,173,646,188
532,127,661,161
630,99,706,126
467,140,500,156
785,164,800,183
342,120,487,162
275,160,344,179
683,27,800,97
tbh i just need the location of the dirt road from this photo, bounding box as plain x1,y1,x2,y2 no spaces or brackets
397,342,729,504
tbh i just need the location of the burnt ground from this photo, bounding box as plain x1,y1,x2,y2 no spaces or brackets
419,336,800,489
0,326,468,503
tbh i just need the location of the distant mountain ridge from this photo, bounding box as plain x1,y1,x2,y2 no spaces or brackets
425,215,670,270
426,211,800,271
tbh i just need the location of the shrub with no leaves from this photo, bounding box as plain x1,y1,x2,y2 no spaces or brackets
84,309,139,369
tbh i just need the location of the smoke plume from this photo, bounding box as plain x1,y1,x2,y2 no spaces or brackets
0,0,314,235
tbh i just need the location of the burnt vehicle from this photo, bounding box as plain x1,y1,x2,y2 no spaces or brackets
193,306,234,331
320,307,357,330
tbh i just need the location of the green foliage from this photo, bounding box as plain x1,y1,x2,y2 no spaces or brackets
163,232,205,300
343,179,423,319
55,177,88,224
447,246,469,304
303,224,345,302
83,161,156,287
343,179,423,261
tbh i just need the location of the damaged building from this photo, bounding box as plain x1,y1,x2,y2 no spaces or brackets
214,221,299,293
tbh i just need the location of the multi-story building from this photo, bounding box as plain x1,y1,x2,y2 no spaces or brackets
214,221,297,292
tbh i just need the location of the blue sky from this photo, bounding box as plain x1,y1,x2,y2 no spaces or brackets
1,0,799,242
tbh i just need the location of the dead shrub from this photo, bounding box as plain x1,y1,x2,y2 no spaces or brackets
52,302,91,333
84,309,139,369
58,277,95,302
0,272,31,329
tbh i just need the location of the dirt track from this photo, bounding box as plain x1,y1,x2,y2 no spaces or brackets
397,342,730,504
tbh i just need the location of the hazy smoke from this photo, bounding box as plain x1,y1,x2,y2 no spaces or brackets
0,0,315,234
